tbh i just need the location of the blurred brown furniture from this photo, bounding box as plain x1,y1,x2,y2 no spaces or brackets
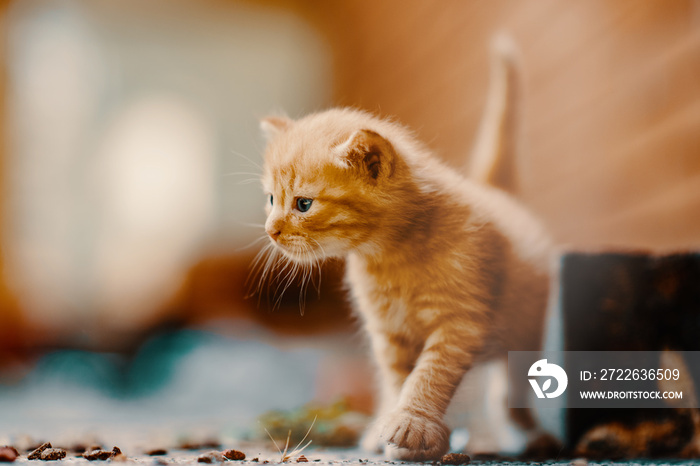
0,0,25,356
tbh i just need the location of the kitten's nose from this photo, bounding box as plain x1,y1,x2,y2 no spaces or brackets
267,228,281,241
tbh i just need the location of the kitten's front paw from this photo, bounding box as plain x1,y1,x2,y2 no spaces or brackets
379,409,450,461
360,419,385,454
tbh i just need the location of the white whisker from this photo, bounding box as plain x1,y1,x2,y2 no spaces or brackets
236,235,269,252
223,171,263,177
236,178,263,185
229,148,264,171
246,242,275,297
309,239,326,298
247,235,327,316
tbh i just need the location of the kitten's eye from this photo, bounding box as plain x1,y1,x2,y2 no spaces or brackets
269,194,273,206
296,198,313,212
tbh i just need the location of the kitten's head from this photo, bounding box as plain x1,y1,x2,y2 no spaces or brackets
259,109,408,263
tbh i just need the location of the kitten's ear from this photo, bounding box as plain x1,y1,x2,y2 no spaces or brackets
260,115,293,140
332,129,395,181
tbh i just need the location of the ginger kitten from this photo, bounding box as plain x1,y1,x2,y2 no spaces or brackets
257,45,552,461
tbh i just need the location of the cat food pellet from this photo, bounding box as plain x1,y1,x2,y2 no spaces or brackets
111,447,127,461
296,455,308,463
222,449,245,461
441,453,471,465
153,458,168,466
146,449,168,456
250,458,259,462
82,449,114,461
196,451,224,463
72,444,103,455
39,449,66,461
28,443,52,460
0,447,18,463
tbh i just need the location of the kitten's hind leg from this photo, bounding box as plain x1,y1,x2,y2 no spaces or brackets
507,363,563,460
510,408,563,460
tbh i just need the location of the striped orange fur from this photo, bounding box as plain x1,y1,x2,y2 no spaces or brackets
258,104,552,460
255,31,555,463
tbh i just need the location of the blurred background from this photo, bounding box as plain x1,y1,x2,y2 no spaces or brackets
0,0,699,454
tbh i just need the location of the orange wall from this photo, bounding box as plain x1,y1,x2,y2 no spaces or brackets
307,0,700,251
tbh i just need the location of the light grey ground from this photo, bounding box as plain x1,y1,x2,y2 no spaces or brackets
2,334,696,466
6,447,697,466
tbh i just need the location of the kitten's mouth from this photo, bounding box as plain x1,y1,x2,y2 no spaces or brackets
272,240,318,263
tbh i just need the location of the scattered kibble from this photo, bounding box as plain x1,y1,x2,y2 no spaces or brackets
40,448,67,461
82,448,115,461
197,451,224,463
28,443,52,460
146,449,168,456
296,455,308,463
440,453,471,465
222,449,245,461
112,447,127,462
0,447,18,463
73,445,103,455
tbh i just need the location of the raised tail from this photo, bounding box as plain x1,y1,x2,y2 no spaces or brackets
468,34,520,194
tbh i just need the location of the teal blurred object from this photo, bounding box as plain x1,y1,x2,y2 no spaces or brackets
27,350,125,397
125,330,210,398
0,328,322,438
21,330,211,398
